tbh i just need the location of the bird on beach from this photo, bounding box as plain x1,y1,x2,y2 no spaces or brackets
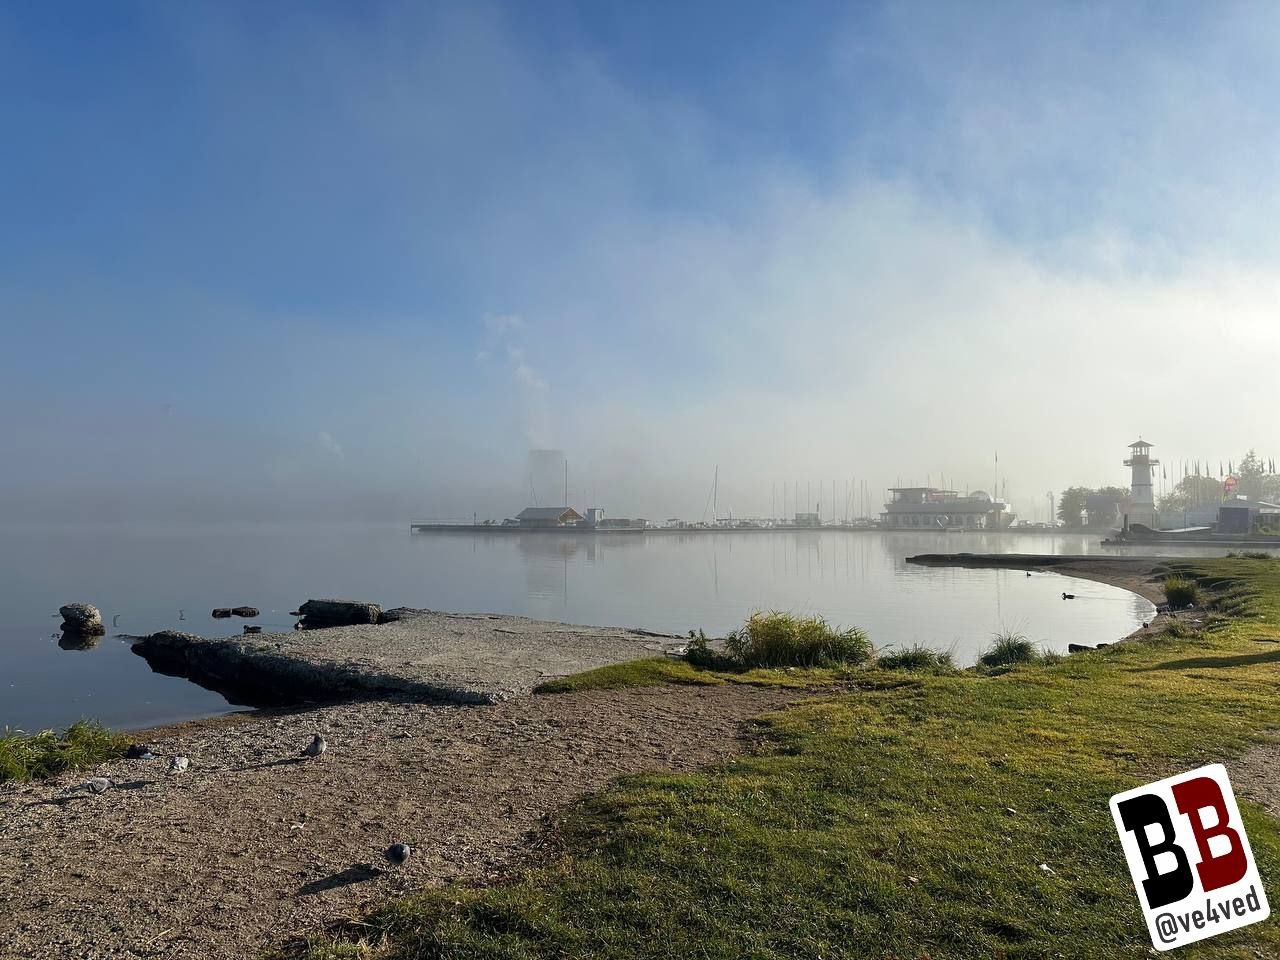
168,756,189,774
384,843,411,868
1062,592,1076,600
63,777,112,796
302,734,327,759
125,743,157,761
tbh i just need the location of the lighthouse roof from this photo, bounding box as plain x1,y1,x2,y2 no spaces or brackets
1128,439,1154,448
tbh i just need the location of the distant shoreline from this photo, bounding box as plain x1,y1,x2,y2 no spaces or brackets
409,523,1075,535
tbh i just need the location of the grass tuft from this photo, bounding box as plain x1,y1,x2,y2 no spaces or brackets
875,643,956,673
1163,575,1201,608
1160,618,1205,642
725,611,871,669
0,720,127,783
978,630,1042,667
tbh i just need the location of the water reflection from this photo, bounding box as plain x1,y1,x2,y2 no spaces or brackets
57,631,101,651
493,529,1153,666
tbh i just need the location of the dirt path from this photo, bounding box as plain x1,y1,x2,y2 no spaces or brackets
0,685,801,960
1233,739,1280,821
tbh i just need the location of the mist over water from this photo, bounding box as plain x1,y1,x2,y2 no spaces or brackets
0,523,1171,732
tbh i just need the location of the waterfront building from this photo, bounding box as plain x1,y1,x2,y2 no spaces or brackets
880,488,1011,529
793,512,821,528
515,507,585,528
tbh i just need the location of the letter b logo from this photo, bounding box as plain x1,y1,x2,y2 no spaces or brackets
1172,776,1247,893
1116,792,1194,908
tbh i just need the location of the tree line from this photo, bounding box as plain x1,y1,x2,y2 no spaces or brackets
1056,486,1130,529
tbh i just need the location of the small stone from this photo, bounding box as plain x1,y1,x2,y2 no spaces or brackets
211,609,233,619
231,606,260,618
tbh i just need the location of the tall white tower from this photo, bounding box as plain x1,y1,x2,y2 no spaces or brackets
1124,439,1159,527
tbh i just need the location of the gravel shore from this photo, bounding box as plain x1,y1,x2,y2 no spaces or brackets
0,684,801,960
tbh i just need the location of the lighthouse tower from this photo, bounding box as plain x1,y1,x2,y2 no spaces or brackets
1124,439,1160,528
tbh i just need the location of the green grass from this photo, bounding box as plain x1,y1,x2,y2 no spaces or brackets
724,611,872,669
876,643,957,672
535,658,723,694
0,720,127,783
978,630,1042,668
1164,574,1202,608
291,558,1280,960
535,613,873,696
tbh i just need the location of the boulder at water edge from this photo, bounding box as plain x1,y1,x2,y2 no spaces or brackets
296,598,382,628
59,602,106,636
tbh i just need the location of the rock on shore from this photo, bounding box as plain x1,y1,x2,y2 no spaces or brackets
297,598,382,629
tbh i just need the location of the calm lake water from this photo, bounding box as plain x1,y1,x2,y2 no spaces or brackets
2,522,1245,732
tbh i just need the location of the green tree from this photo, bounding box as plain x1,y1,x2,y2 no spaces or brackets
1057,487,1090,528
1088,486,1130,528
1237,449,1270,501
1095,485,1130,499
1057,486,1130,528
1159,475,1225,513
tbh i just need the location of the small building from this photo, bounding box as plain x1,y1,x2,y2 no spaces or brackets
515,507,585,528
793,512,821,528
880,487,1011,530
585,508,604,527
1218,498,1280,535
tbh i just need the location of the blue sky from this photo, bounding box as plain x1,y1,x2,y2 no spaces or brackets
2,2,1278,521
